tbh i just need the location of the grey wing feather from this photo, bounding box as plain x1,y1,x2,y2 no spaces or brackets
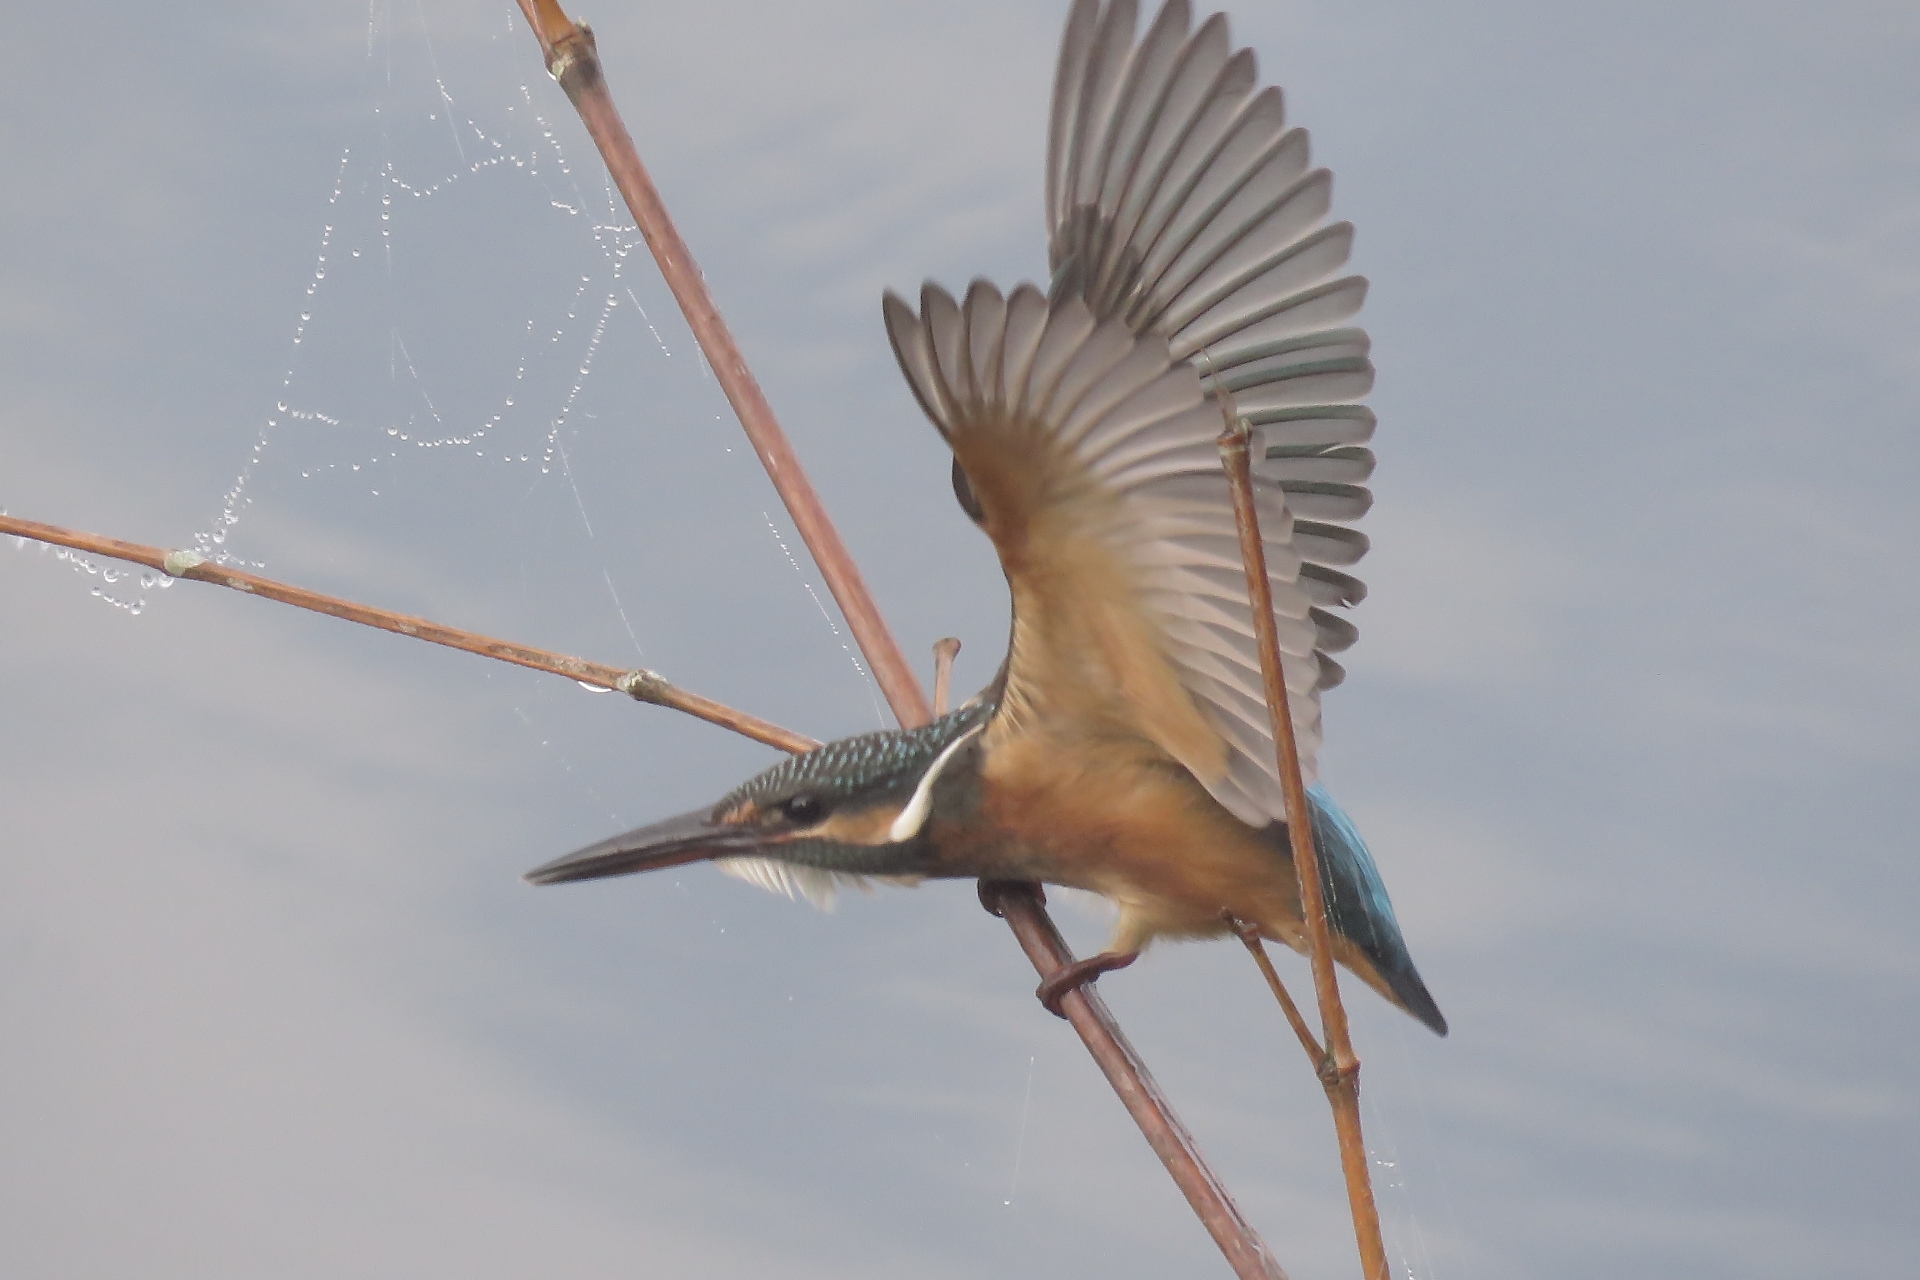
1046,1,1378,721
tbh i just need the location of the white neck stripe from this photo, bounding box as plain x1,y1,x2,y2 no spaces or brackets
888,724,984,843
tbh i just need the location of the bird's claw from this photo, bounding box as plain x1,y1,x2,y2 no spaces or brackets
1035,950,1138,1018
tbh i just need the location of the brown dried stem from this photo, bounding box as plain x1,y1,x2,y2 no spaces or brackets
1226,916,1325,1068
0,513,815,756
931,637,961,716
518,1,929,728
983,882,1288,1280
1218,426,1389,1280
509,7,1289,1277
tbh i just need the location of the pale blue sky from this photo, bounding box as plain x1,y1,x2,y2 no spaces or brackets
3,3,1916,1277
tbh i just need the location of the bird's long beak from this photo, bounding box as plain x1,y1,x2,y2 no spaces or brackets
524,804,759,886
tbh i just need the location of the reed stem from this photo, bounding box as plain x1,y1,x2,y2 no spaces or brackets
0,514,813,755
1218,423,1389,1280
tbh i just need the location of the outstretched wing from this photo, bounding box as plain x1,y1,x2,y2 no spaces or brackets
1047,0,1376,691
885,280,1321,825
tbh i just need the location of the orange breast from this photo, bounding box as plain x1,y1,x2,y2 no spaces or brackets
965,729,1306,948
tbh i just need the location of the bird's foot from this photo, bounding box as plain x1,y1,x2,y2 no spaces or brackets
977,878,1043,917
1036,950,1138,1019
1222,913,1261,945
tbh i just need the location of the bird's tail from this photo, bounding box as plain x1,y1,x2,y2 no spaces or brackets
1307,785,1447,1036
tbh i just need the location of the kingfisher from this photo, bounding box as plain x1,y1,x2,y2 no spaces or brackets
527,0,1446,1037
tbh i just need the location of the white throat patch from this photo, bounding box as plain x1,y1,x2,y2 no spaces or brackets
887,724,984,843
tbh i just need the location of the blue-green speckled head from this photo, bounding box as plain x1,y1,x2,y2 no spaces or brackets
716,699,991,821
525,699,991,887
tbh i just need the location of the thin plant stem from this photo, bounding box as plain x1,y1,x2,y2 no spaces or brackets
508,7,1289,1277
516,0,929,728
931,637,961,716
0,513,815,756
1218,423,1390,1280
982,882,1289,1280
1226,916,1325,1067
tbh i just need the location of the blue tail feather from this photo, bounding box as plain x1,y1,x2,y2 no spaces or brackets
1305,784,1447,1036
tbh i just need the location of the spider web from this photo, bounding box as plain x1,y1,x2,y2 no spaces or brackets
22,1,886,772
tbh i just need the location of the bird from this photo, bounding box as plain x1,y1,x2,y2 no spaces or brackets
526,0,1446,1037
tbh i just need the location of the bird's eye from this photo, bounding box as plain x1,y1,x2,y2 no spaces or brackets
779,794,826,824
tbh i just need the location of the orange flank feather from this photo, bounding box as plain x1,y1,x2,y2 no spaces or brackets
946,722,1412,1016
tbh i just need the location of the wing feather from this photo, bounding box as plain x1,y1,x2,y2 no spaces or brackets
1266,444,1376,485
884,291,956,434
1022,296,1099,414
884,282,1325,819
1046,1,1379,753
1059,341,1184,452
1043,319,1138,423
1001,284,1052,406
923,283,969,406
1189,274,1369,359
1173,221,1354,349
1255,403,1375,448
1046,0,1103,230
1066,0,1140,219
1123,48,1259,291
1093,0,1190,218
964,280,1009,405
1100,13,1231,274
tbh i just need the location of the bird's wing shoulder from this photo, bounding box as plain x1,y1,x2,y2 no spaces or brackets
884,280,1321,825
1048,0,1376,689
